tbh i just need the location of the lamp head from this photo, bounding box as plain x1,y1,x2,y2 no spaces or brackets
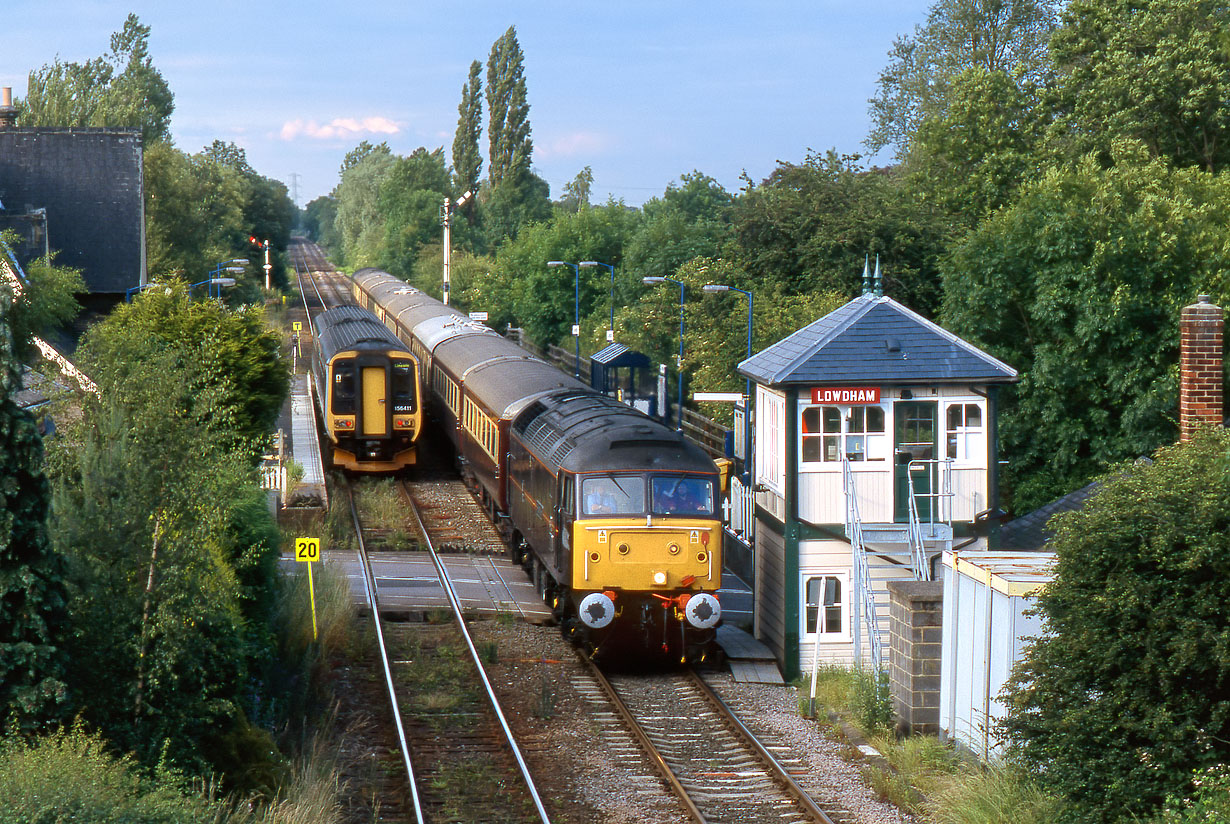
702,284,730,293
643,276,665,284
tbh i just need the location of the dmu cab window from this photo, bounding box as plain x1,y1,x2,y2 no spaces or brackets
581,475,645,516
651,477,715,516
331,361,356,414
391,361,415,413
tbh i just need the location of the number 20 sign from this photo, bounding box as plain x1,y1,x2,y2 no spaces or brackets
295,537,320,563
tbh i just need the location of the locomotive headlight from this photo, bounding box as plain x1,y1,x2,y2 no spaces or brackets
652,571,668,587
667,543,680,555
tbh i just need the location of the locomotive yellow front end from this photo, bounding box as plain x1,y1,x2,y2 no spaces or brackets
568,473,723,661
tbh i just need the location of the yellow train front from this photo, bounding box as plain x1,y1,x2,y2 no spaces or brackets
507,392,724,664
310,305,421,471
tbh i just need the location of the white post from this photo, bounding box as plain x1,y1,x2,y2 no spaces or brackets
442,196,452,305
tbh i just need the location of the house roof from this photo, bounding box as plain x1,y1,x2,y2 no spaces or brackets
737,293,1018,387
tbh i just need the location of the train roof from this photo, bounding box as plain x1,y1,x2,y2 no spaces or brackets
313,305,411,362
513,391,716,475
354,268,468,331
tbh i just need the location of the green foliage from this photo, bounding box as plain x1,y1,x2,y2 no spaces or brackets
1048,0,1230,172
452,60,484,199
731,150,949,315
80,284,288,459
908,65,1045,227
0,240,84,363
1158,765,1230,823
0,726,224,823
926,764,1066,824
377,148,452,277
300,197,339,251
18,14,174,144
941,143,1230,511
0,282,68,733
557,166,594,214
850,666,893,734
1002,430,1230,822
624,171,732,282
866,0,1057,158
485,26,532,189
333,142,394,267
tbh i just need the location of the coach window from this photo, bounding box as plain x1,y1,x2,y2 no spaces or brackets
945,402,985,464
801,405,886,463
332,361,356,414
803,573,847,639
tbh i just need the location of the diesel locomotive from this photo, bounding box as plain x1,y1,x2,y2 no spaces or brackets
310,305,422,471
350,268,723,662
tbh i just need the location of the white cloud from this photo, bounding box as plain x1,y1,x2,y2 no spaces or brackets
540,130,612,159
280,116,402,141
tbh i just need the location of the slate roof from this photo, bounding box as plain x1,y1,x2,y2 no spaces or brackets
0,128,145,294
997,482,1099,551
738,293,1018,387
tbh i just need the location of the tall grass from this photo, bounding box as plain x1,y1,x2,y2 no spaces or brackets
926,764,1064,824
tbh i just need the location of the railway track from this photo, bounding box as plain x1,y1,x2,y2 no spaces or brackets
290,238,351,315
575,658,845,824
346,475,552,823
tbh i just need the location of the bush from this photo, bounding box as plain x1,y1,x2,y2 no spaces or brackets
0,727,222,823
1158,765,1230,823
850,666,893,734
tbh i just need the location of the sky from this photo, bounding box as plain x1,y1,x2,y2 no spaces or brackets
3,1,931,208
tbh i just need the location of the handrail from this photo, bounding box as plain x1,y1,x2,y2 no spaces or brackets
840,459,882,671
905,458,955,581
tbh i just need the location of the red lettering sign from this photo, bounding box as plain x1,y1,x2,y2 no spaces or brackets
811,387,881,405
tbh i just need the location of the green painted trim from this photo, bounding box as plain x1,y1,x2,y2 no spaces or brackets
753,503,785,535
783,388,800,681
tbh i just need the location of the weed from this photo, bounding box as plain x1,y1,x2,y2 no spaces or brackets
926,763,1065,824
533,675,558,719
850,666,893,735
862,764,921,812
478,640,498,665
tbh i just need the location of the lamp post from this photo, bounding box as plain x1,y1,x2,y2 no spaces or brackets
547,261,581,377
703,283,754,478
580,260,616,343
643,276,686,431
441,190,472,305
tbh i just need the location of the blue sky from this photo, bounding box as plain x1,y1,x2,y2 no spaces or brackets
3,1,930,207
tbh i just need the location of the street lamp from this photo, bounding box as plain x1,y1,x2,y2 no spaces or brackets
703,283,754,478
547,261,581,378
441,190,472,305
580,260,616,343
189,276,238,300
643,276,686,432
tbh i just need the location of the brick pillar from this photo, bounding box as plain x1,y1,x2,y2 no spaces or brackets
887,580,943,736
1180,295,1224,443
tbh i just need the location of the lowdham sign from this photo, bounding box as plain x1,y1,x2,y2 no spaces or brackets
811,387,881,405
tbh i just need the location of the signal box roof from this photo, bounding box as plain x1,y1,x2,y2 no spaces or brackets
738,293,1018,387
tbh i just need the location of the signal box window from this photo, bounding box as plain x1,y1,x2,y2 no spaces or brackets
332,361,356,414
581,475,644,516
651,476,714,516
804,575,845,636
802,406,885,463
946,403,985,464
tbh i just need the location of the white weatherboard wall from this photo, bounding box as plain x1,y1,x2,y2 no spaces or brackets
939,551,1056,760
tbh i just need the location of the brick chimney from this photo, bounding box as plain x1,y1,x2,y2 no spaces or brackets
1180,295,1224,442
0,88,16,129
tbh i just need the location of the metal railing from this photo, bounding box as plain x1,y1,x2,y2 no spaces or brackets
905,458,954,581
842,459,883,671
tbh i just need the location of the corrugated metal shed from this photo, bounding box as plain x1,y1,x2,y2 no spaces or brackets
738,294,1017,387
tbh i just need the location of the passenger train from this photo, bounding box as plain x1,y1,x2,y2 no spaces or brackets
310,304,423,471
351,268,724,662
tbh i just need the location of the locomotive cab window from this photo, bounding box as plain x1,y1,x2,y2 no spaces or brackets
651,476,715,516
331,361,356,414
391,361,416,413
581,475,645,516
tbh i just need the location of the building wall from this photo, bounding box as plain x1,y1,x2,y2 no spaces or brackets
754,518,788,665
0,128,145,294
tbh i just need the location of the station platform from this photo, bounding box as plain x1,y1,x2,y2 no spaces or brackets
287,374,327,507
717,624,784,684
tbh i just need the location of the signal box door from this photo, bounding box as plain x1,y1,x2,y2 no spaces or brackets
362,366,388,436
894,400,937,522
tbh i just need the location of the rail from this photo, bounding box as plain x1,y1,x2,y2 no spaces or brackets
400,481,553,824
345,484,424,822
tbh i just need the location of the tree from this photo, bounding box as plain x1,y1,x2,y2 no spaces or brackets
19,14,173,144
1047,0,1230,172
730,151,949,315
452,60,484,199
204,141,297,289
302,195,339,250
1003,430,1230,822
940,141,1230,511
377,147,452,277
908,65,1045,228
485,26,533,188
625,171,733,282
0,280,68,733
867,0,1057,158
557,166,594,213
333,142,395,267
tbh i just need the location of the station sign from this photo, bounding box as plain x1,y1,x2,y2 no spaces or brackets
811,387,880,405
469,311,488,321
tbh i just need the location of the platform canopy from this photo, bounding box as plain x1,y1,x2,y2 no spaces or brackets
738,293,1018,388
